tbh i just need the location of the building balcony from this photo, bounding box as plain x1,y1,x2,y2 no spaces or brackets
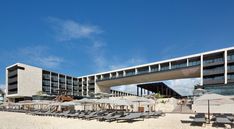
137,70,149,75
66,81,72,85
227,60,234,64
8,77,17,84
51,77,58,82
51,83,58,87
8,84,17,90
227,79,234,83
73,81,78,85
88,80,95,84
228,69,234,74
8,90,17,95
83,81,87,85
88,85,95,89
42,81,50,86
203,79,224,85
203,69,224,76
203,61,224,67
8,70,17,78
43,75,50,80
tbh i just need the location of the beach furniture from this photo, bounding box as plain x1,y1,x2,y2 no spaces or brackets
116,113,143,122
213,114,233,128
67,111,81,118
191,113,206,126
96,112,116,121
84,111,97,120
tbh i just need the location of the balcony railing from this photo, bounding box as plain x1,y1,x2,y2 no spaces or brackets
51,77,58,82
43,74,50,80
8,84,17,90
203,69,224,76
8,77,17,84
42,81,50,86
203,58,224,67
137,70,149,74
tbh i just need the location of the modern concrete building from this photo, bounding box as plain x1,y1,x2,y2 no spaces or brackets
0,88,4,103
6,47,234,101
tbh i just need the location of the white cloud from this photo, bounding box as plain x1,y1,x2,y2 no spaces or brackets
164,78,200,96
47,17,102,41
18,46,63,69
111,84,137,95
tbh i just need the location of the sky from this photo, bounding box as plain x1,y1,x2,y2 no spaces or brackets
0,0,234,95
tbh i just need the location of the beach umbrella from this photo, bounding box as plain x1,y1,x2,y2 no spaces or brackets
76,98,96,110
61,101,76,106
93,92,112,98
131,97,153,112
114,98,133,106
194,93,234,123
95,98,113,109
96,98,113,104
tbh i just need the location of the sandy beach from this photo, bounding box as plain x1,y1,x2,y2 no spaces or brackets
0,112,225,129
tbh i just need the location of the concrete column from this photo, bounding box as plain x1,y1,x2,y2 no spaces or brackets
200,54,203,85
110,73,112,78
71,77,73,96
169,62,172,69
135,68,138,75
58,74,60,92
225,50,228,84
123,71,126,76
116,72,119,77
65,76,67,91
50,72,52,95
158,64,161,71
81,78,83,96
149,66,151,72
140,88,143,97
137,86,139,96
86,78,88,96
187,58,189,66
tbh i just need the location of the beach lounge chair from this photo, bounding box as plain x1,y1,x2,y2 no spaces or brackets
214,115,233,128
224,113,234,121
105,114,123,122
96,112,116,121
116,113,143,122
78,111,91,118
191,113,206,126
67,111,81,118
56,110,70,117
84,111,98,120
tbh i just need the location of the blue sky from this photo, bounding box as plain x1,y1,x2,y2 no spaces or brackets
0,1,234,95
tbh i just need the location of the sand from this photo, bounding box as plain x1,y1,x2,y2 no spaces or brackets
0,112,225,129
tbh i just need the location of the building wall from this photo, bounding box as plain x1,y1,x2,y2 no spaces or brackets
6,63,42,98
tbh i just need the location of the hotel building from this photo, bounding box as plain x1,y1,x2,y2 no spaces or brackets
6,47,234,101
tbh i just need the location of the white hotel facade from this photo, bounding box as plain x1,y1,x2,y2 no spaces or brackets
6,47,234,102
